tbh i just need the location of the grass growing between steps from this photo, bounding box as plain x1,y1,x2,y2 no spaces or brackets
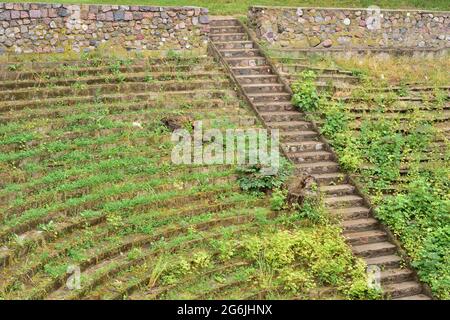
289,56,449,298
5,1,450,14
0,50,379,300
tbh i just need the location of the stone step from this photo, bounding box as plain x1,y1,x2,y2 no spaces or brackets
0,71,226,90
325,195,365,208
319,184,354,196
255,102,296,112
225,56,267,67
0,80,229,102
210,26,244,34
231,66,273,76
281,130,320,142
394,294,431,300
0,63,218,81
242,83,285,94
282,73,359,84
248,92,291,103
365,254,402,270
214,41,255,50
381,268,414,285
384,281,423,299
210,18,240,27
0,57,212,73
210,33,248,42
267,120,312,130
282,140,324,153
235,74,279,85
295,161,340,174
352,242,397,258
0,89,234,112
220,48,261,58
311,172,346,185
342,218,378,232
278,63,352,75
260,111,303,122
335,206,371,220
290,151,334,163
344,230,388,245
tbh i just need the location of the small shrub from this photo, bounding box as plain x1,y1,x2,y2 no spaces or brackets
291,70,320,112
270,188,288,211
236,158,293,193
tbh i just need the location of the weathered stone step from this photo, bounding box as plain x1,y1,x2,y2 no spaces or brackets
0,72,226,90
220,48,261,58
384,281,422,299
344,230,388,245
290,151,334,163
0,90,234,112
270,56,308,63
394,294,431,300
295,161,340,174
0,57,211,72
311,172,346,185
210,18,241,27
281,130,319,142
242,83,285,94
282,73,360,84
214,41,254,50
342,218,378,232
225,56,267,67
260,111,303,122
247,92,291,103
365,255,402,270
278,63,352,75
352,242,397,258
381,269,414,284
255,102,295,112
0,98,242,124
0,63,218,81
267,120,312,130
231,65,273,75
325,195,364,208
210,33,248,42
335,206,371,220
210,26,244,34
0,80,229,102
282,140,325,153
319,184,354,196
235,74,279,85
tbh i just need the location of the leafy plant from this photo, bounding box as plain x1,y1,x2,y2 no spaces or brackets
270,188,287,211
236,158,293,192
291,70,320,112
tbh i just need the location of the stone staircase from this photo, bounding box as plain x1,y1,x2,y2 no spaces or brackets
209,17,431,300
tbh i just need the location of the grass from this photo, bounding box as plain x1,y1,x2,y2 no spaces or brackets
0,49,379,300
6,0,450,15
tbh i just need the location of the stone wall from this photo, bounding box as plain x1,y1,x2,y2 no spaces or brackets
248,6,450,49
0,2,209,54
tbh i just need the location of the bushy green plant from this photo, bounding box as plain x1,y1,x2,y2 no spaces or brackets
236,158,293,192
297,196,328,224
376,177,449,299
320,101,349,139
270,188,288,211
291,70,320,112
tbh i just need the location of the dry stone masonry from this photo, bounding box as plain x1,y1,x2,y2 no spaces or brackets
248,6,450,49
0,2,210,54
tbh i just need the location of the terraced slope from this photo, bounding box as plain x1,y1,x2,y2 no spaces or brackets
209,17,432,300
0,54,373,300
